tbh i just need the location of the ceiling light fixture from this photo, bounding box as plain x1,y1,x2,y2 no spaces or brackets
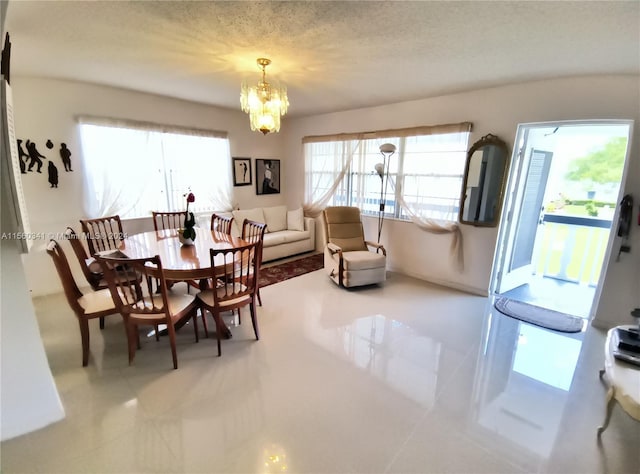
240,58,289,135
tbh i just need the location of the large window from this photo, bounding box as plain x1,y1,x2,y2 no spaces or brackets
304,123,471,222
79,118,232,219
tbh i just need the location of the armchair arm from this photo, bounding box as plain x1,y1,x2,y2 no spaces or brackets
364,240,386,256
327,242,343,256
326,242,345,286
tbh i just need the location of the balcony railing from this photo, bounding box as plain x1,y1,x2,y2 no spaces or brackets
533,214,612,287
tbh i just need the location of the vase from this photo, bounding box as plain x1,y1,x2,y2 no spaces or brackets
178,232,195,246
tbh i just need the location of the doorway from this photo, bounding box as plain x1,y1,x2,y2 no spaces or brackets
492,121,633,320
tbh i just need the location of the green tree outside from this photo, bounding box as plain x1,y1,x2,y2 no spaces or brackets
565,137,627,187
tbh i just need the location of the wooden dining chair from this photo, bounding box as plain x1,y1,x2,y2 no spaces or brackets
211,213,234,234
242,219,267,306
96,254,200,370
80,215,125,256
65,226,109,329
152,210,197,291
65,226,145,322
65,226,107,290
152,211,186,232
196,240,261,356
46,239,120,367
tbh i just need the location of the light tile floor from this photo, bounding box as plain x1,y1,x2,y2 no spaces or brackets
2,270,639,473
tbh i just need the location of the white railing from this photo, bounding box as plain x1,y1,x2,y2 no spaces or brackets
534,214,612,286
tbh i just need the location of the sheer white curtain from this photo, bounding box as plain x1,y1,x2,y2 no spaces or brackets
78,117,232,219
303,123,471,269
390,176,465,269
391,130,471,269
303,140,362,217
159,133,233,213
79,123,160,218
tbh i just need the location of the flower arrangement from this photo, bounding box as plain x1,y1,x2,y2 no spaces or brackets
182,191,196,242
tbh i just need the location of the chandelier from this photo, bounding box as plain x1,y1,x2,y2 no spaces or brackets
240,58,289,135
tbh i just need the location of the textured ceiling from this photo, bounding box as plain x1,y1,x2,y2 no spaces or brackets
4,1,640,117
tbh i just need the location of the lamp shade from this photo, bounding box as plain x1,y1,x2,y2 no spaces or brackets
374,162,385,178
379,143,396,154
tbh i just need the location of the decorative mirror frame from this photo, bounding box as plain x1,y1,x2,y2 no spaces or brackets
459,133,510,227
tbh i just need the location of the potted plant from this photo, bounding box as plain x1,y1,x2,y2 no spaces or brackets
179,191,196,245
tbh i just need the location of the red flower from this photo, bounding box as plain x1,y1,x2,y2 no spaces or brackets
183,191,195,213
182,191,197,241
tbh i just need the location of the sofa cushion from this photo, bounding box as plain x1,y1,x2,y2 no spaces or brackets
263,232,288,247
232,208,265,236
263,205,288,233
287,208,305,232
281,229,310,243
341,251,386,271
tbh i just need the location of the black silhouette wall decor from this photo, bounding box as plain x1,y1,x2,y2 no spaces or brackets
48,161,58,188
18,138,74,187
26,139,46,173
59,143,73,171
233,157,252,186
16,139,28,174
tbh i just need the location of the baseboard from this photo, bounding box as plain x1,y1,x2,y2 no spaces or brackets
387,266,488,297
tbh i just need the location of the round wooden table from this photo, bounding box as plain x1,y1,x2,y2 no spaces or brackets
119,228,249,339
119,228,248,281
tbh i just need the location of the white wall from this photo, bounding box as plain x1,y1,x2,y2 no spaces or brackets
1,80,65,439
11,77,288,296
5,73,639,442
12,75,640,327
1,0,65,442
284,75,640,328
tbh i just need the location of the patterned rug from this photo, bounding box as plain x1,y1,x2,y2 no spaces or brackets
259,253,324,288
494,297,585,333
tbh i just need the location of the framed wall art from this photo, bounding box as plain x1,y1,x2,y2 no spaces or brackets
233,157,252,186
255,159,280,195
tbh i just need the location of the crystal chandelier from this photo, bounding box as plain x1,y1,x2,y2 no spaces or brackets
240,58,289,135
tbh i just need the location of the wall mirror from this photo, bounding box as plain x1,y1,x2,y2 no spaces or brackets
459,133,510,227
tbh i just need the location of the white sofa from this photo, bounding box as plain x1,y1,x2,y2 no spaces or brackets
225,206,315,263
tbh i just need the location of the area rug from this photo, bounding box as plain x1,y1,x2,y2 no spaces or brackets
258,253,324,288
494,297,585,333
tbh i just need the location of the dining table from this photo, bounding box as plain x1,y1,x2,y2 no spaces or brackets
117,227,250,338
119,227,249,282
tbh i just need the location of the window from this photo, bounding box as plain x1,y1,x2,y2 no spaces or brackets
78,118,232,219
304,124,471,222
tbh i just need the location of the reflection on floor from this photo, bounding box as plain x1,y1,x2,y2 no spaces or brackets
501,276,596,318
2,271,637,474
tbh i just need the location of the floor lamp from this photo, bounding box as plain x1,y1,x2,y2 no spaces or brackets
375,143,396,244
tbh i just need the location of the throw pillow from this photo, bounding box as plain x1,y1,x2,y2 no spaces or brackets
263,205,288,233
232,208,266,235
287,208,305,232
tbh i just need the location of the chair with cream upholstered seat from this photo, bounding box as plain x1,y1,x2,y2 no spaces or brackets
46,239,120,366
241,218,267,306
96,253,200,370
323,206,387,288
197,240,261,356
65,226,108,291
80,214,125,256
